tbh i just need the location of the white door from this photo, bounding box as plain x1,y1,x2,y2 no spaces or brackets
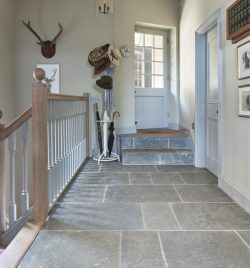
134,28,168,129
206,27,219,176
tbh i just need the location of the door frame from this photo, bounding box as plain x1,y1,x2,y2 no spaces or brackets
195,9,223,176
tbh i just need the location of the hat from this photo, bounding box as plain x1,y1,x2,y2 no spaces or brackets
94,57,111,75
120,45,130,57
108,45,122,66
88,43,110,66
96,75,113,90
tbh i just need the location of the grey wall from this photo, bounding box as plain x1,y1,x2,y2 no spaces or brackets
14,0,115,152
179,0,250,211
0,0,15,124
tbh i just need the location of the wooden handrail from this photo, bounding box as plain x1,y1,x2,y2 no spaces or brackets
47,93,89,101
0,107,32,141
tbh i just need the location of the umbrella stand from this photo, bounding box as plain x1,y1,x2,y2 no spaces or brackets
93,90,120,165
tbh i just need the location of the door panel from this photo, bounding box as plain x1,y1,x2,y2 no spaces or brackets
206,27,218,176
135,96,164,129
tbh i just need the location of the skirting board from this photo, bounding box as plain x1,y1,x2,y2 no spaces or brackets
219,175,250,213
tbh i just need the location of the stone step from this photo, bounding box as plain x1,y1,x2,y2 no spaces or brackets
122,148,194,165
119,136,193,150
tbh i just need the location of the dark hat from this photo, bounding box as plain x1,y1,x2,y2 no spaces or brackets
88,43,110,66
94,57,111,75
96,75,113,90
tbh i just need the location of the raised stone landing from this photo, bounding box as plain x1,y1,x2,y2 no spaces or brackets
117,130,194,165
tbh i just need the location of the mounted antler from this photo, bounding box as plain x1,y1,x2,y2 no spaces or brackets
22,20,63,59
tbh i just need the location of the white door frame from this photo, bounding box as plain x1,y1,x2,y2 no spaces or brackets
195,9,223,176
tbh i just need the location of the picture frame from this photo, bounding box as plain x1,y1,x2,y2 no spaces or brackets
226,0,250,43
237,41,250,80
36,64,60,93
239,85,250,117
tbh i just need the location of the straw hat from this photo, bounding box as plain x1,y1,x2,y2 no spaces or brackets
108,45,122,66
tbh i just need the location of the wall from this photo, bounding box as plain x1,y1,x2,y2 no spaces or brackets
14,0,115,152
114,0,180,133
180,0,250,212
0,0,15,124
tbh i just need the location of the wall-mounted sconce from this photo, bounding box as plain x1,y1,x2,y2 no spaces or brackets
96,0,113,15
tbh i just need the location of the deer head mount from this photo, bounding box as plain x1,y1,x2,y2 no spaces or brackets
22,20,63,58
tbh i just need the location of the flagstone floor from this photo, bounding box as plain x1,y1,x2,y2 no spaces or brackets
19,160,250,268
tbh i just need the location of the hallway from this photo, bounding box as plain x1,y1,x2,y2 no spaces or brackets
19,160,250,267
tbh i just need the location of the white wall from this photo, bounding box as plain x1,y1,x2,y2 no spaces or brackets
14,0,115,152
0,0,15,124
114,0,180,133
180,0,250,212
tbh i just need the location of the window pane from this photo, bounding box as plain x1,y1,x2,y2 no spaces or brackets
135,47,144,61
134,61,144,74
145,75,153,87
134,73,144,88
154,76,164,88
145,34,153,47
154,49,163,61
154,62,164,75
145,48,153,61
135,32,144,46
145,62,153,75
154,35,163,48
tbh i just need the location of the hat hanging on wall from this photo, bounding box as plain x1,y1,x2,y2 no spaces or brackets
88,44,110,66
120,45,130,57
96,75,113,90
108,45,122,66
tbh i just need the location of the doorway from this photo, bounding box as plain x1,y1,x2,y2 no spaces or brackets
195,10,222,176
134,27,169,129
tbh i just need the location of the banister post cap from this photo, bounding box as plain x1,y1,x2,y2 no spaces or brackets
0,110,2,120
33,68,45,83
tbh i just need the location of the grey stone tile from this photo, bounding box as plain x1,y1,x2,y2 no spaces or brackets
130,173,153,184
59,185,106,202
133,137,169,149
121,231,165,268
151,172,184,184
122,149,161,165
76,173,129,185
78,159,100,173
105,185,181,203
101,162,156,173
19,231,120,268
44,203,143,230
156,165,206,172
172,203,250,230
180,171,218,184
175,185,233,202
169,137,193,149
142,203,180,230
160,231,250,268
121,137,133,149
237,231,250,247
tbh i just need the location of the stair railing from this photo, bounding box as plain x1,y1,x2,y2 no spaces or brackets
0,69,90,247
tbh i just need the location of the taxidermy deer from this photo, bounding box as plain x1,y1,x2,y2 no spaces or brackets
22,20,63,58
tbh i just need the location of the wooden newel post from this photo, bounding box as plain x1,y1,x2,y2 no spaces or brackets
32,68,48,221
0,110,6,234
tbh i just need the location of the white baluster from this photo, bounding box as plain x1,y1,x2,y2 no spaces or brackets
8,132,17,225
20,122,30,215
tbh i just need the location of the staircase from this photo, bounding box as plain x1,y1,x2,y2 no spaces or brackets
117,130,194,165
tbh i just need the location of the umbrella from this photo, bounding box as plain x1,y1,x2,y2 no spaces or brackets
95,103,103,155
108,111,120,157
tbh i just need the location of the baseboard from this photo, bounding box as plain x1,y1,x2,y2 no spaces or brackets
219,175,250,213
168,123,180,130
116,126,137,135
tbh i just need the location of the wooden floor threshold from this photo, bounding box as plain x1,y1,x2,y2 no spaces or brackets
0,220,43,268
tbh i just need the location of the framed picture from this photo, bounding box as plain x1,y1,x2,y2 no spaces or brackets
238,41,250,80
239,85,250,117
36,64,60,93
